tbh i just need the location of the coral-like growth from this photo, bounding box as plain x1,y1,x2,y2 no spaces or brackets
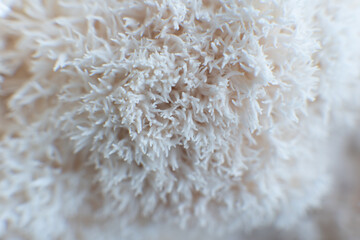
0,0,359,239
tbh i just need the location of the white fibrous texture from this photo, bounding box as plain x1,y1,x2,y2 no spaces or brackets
0,0,359,239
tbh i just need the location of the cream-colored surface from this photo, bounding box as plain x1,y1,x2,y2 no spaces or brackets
0,0,359,239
